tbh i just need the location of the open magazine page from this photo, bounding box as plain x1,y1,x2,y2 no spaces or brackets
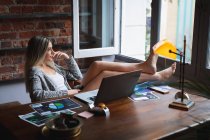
129,89,159,101
129,82,159,101
19,109,75,127
30,98,81,115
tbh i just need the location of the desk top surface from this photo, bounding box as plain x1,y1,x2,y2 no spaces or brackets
1,89,210,140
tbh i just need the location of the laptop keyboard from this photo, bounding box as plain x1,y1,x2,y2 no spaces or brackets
88,96,96,101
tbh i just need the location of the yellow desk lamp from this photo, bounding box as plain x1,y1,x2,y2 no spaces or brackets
154,37,195,111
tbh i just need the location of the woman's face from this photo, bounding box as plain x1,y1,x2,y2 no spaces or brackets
43,42,55,63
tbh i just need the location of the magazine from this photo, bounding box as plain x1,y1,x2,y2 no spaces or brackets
148,85,172,94
30,98,81,115
19,109,75,127
129,83,159,101
129,88,159,101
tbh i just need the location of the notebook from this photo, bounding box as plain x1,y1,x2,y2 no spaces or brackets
74,70,141,105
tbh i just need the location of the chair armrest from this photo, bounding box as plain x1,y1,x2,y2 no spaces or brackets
68,80,82,88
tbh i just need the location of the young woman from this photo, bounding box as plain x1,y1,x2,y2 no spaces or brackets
25,36,176,102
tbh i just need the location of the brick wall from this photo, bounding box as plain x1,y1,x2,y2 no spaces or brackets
0,0,82,81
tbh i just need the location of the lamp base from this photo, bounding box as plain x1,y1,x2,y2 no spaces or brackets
175,91,190,100
169,98,195,111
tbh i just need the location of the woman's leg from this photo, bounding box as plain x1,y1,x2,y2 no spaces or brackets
82,70,124,91
138,62,176,82
82,50,158,86
82,63,176,92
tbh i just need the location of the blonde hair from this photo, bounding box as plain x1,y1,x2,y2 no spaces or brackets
24,36,52,92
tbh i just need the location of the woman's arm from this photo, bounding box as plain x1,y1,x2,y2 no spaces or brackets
64,55,83,80
53,51,83,81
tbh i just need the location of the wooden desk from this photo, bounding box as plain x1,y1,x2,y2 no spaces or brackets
1,89,210,140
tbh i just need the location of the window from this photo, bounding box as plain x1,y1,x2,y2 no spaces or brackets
73,0,152,60
72,0,210,85
206,19,210,69
73,0,120,58
196,0,210,82
158,0,210,85
120,0,152,60
159,0,196,63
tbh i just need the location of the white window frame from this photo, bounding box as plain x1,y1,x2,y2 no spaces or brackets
73,0,121,58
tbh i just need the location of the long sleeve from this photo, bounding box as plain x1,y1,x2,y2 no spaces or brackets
64,55,83,80
28,68,68,102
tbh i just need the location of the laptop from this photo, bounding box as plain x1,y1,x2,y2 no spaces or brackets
74,70,141,105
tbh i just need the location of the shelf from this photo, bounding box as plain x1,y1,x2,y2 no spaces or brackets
0,41,96,52
0,13,72,20
0,12,93,20
0,47,26,52
0,44,72,52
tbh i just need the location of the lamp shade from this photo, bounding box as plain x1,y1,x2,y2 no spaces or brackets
154,40,177,60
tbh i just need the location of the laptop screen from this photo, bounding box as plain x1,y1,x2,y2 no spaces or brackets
74,70,141,105
94,70,141,104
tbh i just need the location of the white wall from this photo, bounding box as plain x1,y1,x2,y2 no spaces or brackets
0,81,31,104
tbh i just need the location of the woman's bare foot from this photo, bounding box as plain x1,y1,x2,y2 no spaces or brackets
156,62,176,81
138,46,158,74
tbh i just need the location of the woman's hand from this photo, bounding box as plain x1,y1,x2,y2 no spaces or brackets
53,51,70,60
67,89,81,96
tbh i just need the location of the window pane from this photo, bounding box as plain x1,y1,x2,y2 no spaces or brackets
206,17,210,69
120,0,151,61
145,0,152,59
79,0,114,50
159,0,195,63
